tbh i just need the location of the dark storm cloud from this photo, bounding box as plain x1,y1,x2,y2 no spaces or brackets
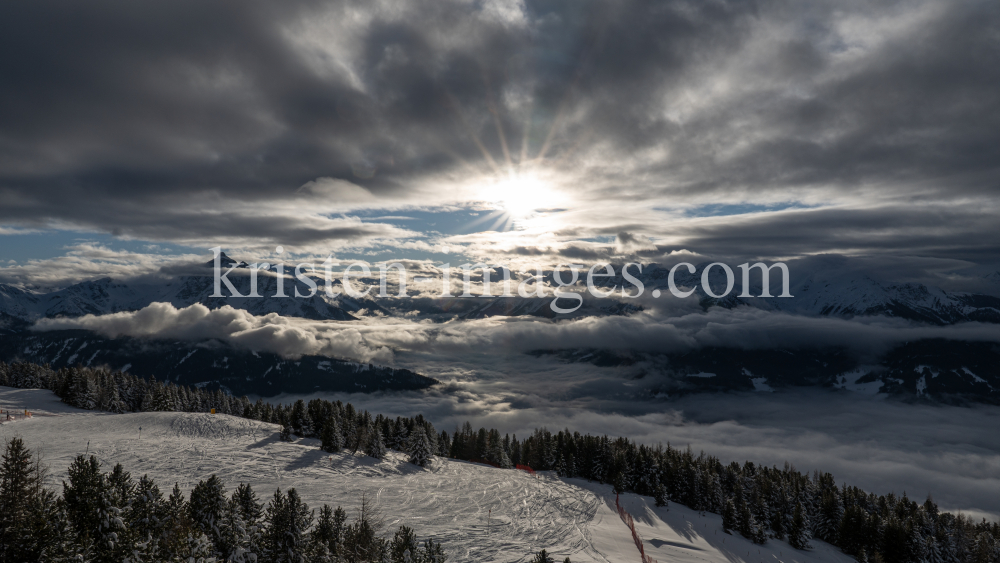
0,0,998,260
671,205,1000,262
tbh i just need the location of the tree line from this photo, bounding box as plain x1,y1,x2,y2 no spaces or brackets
3,361,999,562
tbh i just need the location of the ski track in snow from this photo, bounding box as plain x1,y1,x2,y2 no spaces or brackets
0,387,853,563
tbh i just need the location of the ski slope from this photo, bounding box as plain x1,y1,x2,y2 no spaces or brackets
0,387,854,563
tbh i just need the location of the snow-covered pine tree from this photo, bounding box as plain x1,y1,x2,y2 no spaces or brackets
320,417,342,453
366,427,387,460
158,482,190,559
310,504,345,559
722,499,737,534
925,535,943,563
654,484,668,508
96,485,128,562
125,474,165,561
230,483,263,558
189,475,227,556
389,419,408,451
179,532,217,563
973,531,996,563
542,434,556,470
737,492,759,542
152,385,173,412
486,433,512,469
474,428,489,460
813,474,843,543
264,488,313,563
107,463,135,510
388,525,419,563
789,501,810,549
289,400,313,438
101,383,127,414
219,496,254,562
407,428,433,467
0,437,51,561
140,388,156,412
420,537,448,563
75,371,99,410
63,455,107,554
168,384,183,411
438,431,451,457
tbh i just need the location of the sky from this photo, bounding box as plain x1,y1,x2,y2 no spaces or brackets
0,0,998,287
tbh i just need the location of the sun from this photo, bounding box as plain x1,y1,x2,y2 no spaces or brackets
483,171,560,219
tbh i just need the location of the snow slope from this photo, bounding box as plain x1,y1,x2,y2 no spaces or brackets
0,387,853,563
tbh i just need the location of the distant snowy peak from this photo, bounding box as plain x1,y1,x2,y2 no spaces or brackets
0,277,141,320
765,273,1000,324
1,256,997,325
617,262,1000,325
206,251,246,269
0,258,358,322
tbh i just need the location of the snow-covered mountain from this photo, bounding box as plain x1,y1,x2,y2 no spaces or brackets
0,387,859,563
0,253,367,322
599,260,1000,325
2,254,997,325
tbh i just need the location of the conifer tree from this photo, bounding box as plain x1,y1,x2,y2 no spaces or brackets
310,504,343,559
407,428,433,467
63,455,105,553
0,437,50,562
189,474,227,555
722,499,737,534
486,431,512,469
232,483,264,557
107,462,135,510
219,496,254,562
438,431,451,458
160,482,192,559
654,484,669,508
421,537,448,563
178,532,217,563
233,482,263,529
366,427,387,460
265,488,314,563
389,525,419,563
126,474,165,559
321,417,342,453
789,501,809,549
342,492,386,563
290,399,313,437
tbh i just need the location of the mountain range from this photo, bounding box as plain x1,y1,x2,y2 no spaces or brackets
2,253,998,401
3,254,998,325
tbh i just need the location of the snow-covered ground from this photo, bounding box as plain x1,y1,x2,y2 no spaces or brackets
0,386,855,563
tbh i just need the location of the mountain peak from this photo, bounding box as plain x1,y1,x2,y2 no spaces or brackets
206,252,243,268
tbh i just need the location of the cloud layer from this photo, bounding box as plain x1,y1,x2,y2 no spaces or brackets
35,299,1000,365
1,0,998,263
